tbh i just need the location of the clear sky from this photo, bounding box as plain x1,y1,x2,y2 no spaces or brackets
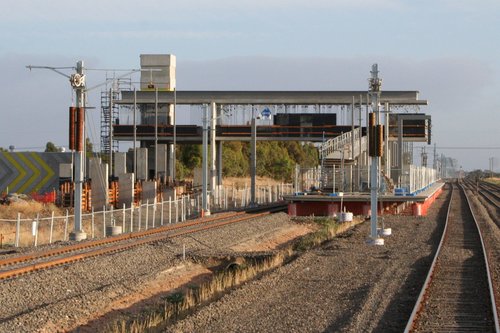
0,0,499,171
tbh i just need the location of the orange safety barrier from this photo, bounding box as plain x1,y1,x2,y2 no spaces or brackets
59,181,91,210
31,190,57,204
108,181,119,208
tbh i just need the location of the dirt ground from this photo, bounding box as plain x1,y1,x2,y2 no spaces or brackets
70,218,315,332
74,262,213,333
230,224,313,252
222,176,288,188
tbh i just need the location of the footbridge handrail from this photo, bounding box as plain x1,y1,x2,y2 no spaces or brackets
321,127,362,158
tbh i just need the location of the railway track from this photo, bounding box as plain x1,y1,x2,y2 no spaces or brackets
462,179,500,210
478,181,500,210
0,204,286,280
405,183,499,332
461,179,500,228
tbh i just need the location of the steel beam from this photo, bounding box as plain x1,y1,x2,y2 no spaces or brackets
117,90,428,106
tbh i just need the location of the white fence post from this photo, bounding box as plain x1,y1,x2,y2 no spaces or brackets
175,199,179,223
64,210,69,241
103,205,106,237
34,213,40,247
169,197,172,224
15,213,21,247
91,207,95,239
233,187,236,208
49,211,54,244
130,204,134,233
145,199,149,230
181,196,185,221
152,199,156,228
138,203,142,231
161,200,164,226
224,188,228,210
122,203,126,232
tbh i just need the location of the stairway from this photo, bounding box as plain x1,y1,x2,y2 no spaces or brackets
320,127,366,161
320,127,367,191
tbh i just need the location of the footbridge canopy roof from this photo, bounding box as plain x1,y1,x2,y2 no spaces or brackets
117,90,428,106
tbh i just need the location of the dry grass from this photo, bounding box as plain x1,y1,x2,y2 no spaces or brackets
484,177,500,186
105,252,290,333
0,201,64,220
223,176,285,188
0,201,76,247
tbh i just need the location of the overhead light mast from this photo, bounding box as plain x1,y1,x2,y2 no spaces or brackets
69,61,87,241
368,64,384,246
26,61,87,240
27,62,155,241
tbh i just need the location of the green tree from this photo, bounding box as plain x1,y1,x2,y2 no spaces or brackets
175,144,202,178
256,142,295,181
85,138,94,158
299,143,319,168
222,142,249,177
175,140,319,182
45,142,62,152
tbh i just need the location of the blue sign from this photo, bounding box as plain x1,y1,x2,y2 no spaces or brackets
261,108,271,118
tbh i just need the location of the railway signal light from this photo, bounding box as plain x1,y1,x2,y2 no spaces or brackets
69,106,85,152
368,112,384,157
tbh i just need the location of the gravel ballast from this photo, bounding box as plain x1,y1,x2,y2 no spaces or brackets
0,187,451,332
0,212,305,332
167,191,450,333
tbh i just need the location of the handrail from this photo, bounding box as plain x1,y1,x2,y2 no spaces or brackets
321,127,362,158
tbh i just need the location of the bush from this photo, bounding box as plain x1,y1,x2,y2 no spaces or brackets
176,141,319,182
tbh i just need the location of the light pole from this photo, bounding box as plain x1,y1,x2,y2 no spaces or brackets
26,61,86,240
172,88,177,182
250,117,257,206
368,64,384,246
70,60,87,241
202,104,210,216
27,63,148,241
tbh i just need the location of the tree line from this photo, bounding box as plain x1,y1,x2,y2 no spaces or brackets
176,141,319,182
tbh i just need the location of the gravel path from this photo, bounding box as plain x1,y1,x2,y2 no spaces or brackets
167,189,450,333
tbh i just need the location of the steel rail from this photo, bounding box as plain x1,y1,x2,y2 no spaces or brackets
478,183,500,209
0,211,241,267
462,183,500,332
0,205,286,280
403,184,454,333
404,183,499,333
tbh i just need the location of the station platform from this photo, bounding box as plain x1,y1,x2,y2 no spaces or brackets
284,181,445,217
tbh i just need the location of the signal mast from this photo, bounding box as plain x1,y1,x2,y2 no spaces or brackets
27,61,146,240
27,61,87,240
368,64,385,246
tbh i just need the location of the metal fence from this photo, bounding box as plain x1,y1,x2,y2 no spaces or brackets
315,165,438,195
0,183,294,248
408,165,438,194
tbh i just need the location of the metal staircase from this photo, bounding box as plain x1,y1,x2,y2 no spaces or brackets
320,127,366,160
320,127,367,191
